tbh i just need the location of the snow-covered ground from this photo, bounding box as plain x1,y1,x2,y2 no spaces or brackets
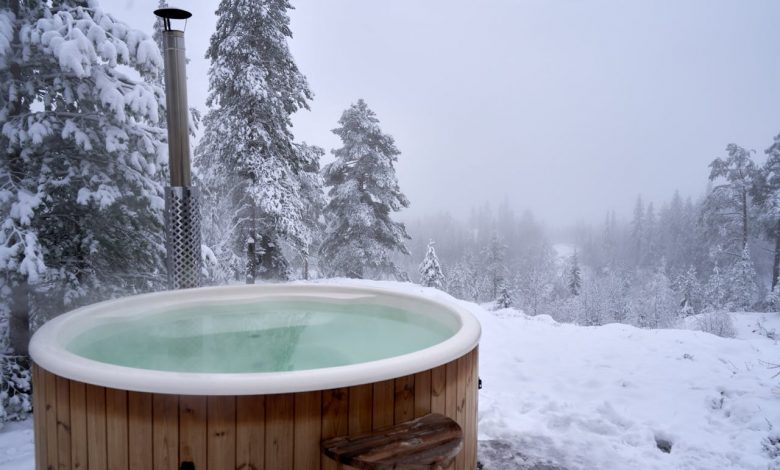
1,281,778,469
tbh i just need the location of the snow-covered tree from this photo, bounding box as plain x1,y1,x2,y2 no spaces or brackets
703,266,729,312
319,99,410,279
754,133,780,291
195,0,316,283
673,265,702,316
703,144,758,257
445,257,479,301
481,232,507,300
568,251,582,296
634,264,677,328
419,240,444,289
0,0,167,358
495,283,513,310
725,247,758,311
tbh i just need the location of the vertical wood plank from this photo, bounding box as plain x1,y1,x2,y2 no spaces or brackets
179,396,206,468
207,396,236,470
372,380,395,430
85,385,107,470
44,370,58,469
413,370,432,418
152,394,178,470
128,392,153,470
265,394,294,470
236,395,265,470
393,375,415,424
347,384,372,434
106,388,128,470
321,388,348,470
430,364,447,415
464,348,478,470
32,364,47,470
56,376,71,470
454,353,470,469
294,391,322,470
444,360,458,420
69,381,87,470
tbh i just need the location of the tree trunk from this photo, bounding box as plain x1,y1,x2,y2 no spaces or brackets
9,280,30,357
246,231,256,284
742,188,749,252
773,218,780,290
302,254,309,280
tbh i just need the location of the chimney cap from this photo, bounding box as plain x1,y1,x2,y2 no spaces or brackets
154,8,192,20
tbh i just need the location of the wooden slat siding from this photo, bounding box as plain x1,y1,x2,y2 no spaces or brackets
106,388,128,470
294,391,322,470
371,380,394,430
265,394,294,470
179,396,206,468
348,384,372,434
393,375,415,424
32,364,47,470
430,364,447,415
152,394,178,470
463,348,478,470
85,384,107,470
69,381,87,470
207,396,236,470
413,370,432,418
321,388,348,470
56,376,71,470
236,395,265,470
454,351,470,470
128,392,153,470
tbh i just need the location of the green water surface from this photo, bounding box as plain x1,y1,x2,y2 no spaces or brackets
66,300,454,373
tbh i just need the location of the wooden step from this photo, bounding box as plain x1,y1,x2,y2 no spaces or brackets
321,413,464,470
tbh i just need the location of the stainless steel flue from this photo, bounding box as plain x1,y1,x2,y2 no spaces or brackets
155,7,201,289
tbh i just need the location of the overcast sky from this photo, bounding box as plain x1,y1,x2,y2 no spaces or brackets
116,0,780,225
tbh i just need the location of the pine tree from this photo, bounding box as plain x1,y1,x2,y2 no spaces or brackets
630,196,644,266
419,240,445,289
725,247,758,311
568,250,582,296
0,0,167,358
319,99,410,279
195,0,316,284
703,144,758,257
754,132,780,291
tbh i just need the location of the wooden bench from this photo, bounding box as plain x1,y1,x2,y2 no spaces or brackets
321,413,464,470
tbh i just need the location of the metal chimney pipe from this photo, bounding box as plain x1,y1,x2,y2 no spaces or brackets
155,8,201,290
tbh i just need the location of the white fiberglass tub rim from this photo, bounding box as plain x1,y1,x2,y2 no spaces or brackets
29,283,481,395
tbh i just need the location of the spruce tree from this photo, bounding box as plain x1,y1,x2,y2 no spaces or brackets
196,0,316,283
320,99,410,279
725,248,758,311
419,240,445,289
0,0,167,357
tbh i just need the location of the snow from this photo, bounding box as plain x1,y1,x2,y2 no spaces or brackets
1,280,778,469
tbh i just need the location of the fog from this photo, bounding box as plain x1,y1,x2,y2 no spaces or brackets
117,0,780,225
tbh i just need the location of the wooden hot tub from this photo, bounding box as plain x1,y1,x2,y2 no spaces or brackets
30,283,481,469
